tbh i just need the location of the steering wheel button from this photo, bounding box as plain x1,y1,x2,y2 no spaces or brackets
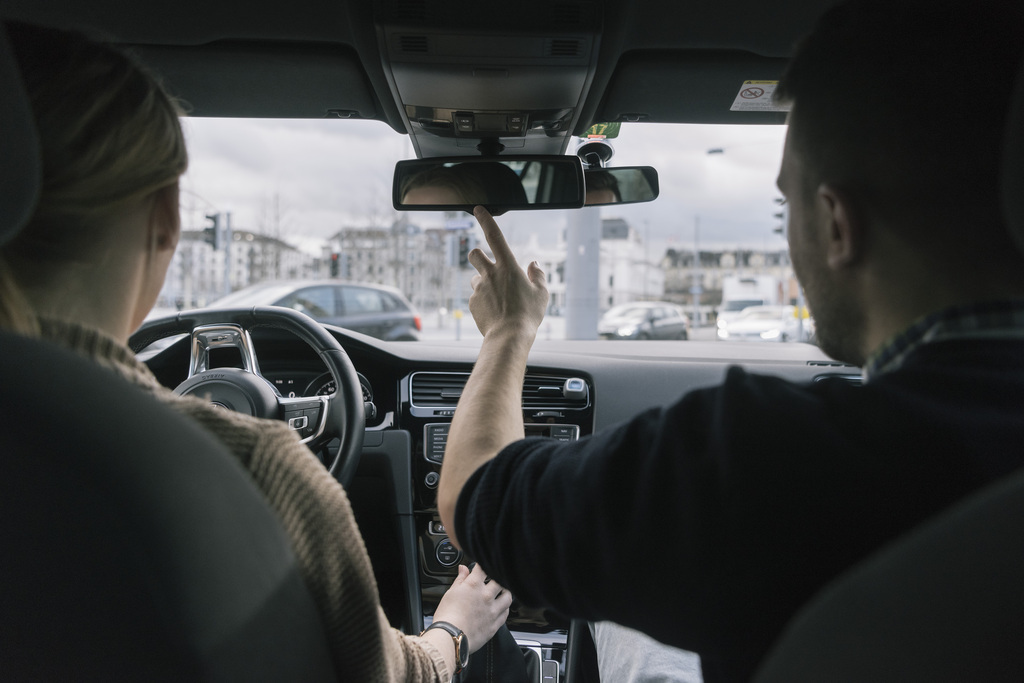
287,415,309,430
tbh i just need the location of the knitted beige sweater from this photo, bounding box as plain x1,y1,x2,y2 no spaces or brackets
42,319,450,682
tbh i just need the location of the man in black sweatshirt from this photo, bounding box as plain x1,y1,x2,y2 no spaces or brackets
438,1,1024,681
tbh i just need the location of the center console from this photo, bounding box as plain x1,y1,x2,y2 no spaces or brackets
399,370,594,678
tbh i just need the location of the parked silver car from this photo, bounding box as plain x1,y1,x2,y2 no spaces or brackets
211,281,421,341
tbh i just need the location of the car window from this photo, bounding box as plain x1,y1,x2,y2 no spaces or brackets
278,286,337,318
382,292,407,312
741,309,781,320
164,119,807,344
605,305,646,319
342,286,386,315
208,283,300,308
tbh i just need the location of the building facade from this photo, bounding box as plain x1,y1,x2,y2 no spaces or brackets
660,246,798,323
327,218,454,313
515,217,665,315
158,229,322,310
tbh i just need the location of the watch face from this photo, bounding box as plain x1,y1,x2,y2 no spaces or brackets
456,632,469,669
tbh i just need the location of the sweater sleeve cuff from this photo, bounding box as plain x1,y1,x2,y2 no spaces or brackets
411,634,453,682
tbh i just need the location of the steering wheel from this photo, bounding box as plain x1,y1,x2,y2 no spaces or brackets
130,307,365,488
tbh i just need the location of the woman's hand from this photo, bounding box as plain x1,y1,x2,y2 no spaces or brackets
432,564,512,654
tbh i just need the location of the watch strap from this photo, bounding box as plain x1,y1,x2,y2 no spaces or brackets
422,620,469,674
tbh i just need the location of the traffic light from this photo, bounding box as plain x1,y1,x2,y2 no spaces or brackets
458,234,470,267
330,253,340,277
203,213,220,250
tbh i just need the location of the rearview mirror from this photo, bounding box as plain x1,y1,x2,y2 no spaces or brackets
393,156,585,215
583,167,659,206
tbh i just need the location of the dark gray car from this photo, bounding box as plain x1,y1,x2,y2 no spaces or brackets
210,280,421,341
598,301,690,340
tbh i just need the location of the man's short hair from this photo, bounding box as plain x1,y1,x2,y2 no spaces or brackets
775,0,1024,245
586,170,622,202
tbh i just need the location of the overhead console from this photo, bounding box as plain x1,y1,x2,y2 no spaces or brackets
374,0,602,157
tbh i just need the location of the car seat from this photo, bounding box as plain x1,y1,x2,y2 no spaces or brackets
0,22,338,681
752,55,1024,683
752,466,1024,682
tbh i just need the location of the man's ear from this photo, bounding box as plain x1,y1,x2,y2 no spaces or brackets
148,183,181,253
817,183,864,270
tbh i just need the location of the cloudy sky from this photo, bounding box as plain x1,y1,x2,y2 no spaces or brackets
178,117,789,258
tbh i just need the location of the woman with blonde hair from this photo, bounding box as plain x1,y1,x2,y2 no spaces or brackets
0,20,510,681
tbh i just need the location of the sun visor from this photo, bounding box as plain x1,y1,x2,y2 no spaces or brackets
596,50,790,126
133,42,380,120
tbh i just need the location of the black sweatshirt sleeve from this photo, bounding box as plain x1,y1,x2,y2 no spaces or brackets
455,349,1024,681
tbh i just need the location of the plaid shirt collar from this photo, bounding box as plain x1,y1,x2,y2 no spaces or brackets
863,300,1024,383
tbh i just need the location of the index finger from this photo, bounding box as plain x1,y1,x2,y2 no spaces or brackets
473,206,515,265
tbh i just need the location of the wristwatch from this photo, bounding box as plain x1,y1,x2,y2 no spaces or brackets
422,620,469,674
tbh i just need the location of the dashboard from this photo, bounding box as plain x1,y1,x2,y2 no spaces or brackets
139,321,855,675
265,370,368,403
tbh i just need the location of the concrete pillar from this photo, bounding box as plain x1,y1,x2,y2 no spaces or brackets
564,207,602,340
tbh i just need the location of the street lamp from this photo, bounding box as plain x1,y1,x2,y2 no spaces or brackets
691,215,701,328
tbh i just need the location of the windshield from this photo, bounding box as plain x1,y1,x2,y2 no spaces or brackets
721,299,765,312
603,305,653,319
738,308,790,320
209,283,298,307
158,119,805,343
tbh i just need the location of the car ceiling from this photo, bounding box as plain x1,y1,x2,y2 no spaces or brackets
3,0,828,156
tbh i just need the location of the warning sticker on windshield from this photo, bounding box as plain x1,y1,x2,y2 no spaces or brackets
730,81,791,112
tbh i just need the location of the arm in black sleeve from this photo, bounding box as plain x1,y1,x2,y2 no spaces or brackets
454,390,733,650
454,365,981,666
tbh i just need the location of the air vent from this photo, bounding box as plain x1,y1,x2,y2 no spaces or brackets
410,372,589,409
522,374,588,409
546,39,582,57
411,372,467,407
399,35,430,53
807,360,858,368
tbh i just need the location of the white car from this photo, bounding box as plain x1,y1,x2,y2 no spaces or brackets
714,298,770,331
717,305,810,342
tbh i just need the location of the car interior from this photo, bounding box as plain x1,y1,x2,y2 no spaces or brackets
2,1,1023,680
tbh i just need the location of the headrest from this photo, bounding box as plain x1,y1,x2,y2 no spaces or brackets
1004,57,1024,253
0,22,41,246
